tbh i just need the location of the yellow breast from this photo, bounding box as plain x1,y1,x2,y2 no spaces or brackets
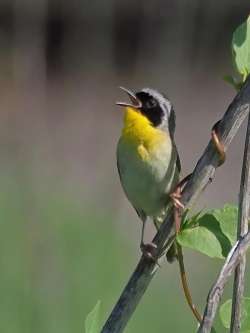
121,107,168,160
117,107,177,219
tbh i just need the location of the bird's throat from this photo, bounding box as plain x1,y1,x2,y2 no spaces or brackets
122,107,167,149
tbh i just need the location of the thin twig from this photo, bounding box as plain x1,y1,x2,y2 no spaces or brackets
177,243,202,322
174,201,202,323
101,76,250,333
230,113,250,333
197,232,250,333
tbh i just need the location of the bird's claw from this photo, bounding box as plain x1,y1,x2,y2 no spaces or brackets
170,192,185,210
140,242,160,265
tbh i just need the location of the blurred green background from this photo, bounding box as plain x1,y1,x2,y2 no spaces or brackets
0,1,250,332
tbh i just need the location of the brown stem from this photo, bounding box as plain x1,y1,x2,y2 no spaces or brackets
177,243,202,323
211,121,226,166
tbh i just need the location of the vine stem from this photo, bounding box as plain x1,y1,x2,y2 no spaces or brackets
173,196,202,324
176,243,202,322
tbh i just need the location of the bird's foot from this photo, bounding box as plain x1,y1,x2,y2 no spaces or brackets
170,190,185,210
140,242,159,264
170,174,192,233
170,174,192,211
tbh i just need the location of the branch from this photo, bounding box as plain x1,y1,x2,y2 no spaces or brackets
230,113,250,332
197,232,250,333
101,76,250,333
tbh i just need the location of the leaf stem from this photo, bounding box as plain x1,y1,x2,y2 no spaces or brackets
177,243,202,323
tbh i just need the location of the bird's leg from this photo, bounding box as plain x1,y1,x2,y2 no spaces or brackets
140,219,158,261
170,174,192,233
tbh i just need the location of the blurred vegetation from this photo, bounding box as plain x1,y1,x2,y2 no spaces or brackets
1,171,248,332
0,175,127,332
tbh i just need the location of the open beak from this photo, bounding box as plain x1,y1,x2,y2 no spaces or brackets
116,86,142,109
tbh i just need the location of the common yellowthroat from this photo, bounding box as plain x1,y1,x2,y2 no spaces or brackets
116,87,181,258
116,87,226,260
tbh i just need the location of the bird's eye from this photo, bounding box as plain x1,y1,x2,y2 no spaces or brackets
146,99,157,109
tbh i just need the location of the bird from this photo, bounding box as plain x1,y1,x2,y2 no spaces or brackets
116,86,181,260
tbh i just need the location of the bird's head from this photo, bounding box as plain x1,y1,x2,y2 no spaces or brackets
116,87,176,137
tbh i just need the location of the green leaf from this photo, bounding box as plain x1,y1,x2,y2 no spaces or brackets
232,15,250,79
211,205,238,244
85,301,101,333
220,298,250,331
177,214,231,259
181,210,203,230
177,205,238,259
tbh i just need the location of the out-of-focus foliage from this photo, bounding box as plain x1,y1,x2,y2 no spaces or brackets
0,176,130,333
0,175,231,333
